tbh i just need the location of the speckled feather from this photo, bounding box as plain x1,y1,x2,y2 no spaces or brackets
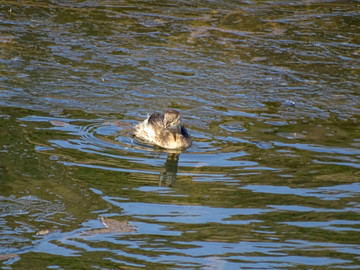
133,110,191,149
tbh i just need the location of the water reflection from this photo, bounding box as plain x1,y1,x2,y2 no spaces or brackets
2,101,360,269
1,0,360,268
159,153,179,187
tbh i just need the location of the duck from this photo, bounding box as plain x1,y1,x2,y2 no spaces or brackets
133,110,191,149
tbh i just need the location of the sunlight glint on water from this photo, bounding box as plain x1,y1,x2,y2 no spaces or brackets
0,0,360,269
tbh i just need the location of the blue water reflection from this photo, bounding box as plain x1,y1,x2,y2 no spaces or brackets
1,0,360,269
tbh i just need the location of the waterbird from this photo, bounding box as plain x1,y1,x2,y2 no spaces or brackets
133,110,191,149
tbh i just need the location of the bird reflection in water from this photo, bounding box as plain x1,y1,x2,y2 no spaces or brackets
132,110,192,187
159,153,180,187
106,110,191,187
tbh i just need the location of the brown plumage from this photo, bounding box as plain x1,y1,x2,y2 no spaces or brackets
133,110,191,149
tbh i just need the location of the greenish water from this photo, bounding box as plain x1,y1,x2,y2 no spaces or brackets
1,1,360,269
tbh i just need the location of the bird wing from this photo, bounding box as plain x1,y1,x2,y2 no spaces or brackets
148,112,164,127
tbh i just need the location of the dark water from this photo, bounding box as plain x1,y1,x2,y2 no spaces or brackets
1,1,360,269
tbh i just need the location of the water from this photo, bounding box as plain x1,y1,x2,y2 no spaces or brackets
1,0,360,269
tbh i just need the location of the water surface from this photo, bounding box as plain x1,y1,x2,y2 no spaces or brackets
1,1,360,269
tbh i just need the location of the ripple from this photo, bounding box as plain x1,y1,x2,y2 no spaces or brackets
274,141,360,156
242,183,360,201
281,220,360,232
102,198,270,224
2,0,360,268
